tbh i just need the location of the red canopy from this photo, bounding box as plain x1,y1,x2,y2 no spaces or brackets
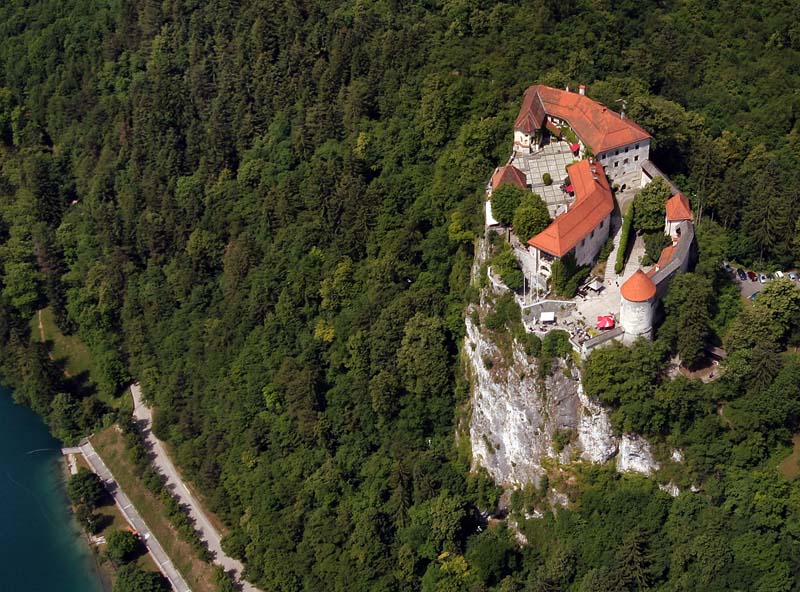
596,315,615,329
565,184,574,193
570,143,580,152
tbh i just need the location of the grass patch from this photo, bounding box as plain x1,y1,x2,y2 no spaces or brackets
778,435,800,480
91,426,218,592
32,307,92,377
31,307,123,409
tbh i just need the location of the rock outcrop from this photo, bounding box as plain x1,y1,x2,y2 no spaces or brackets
465,289,658,487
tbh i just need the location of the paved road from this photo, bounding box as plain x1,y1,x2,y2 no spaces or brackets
77,439,192,592
130,383,259,592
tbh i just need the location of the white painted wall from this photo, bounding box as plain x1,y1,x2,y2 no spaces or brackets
574,213,611,266
596,139,650,186
514,129,536,153
620,297,654,339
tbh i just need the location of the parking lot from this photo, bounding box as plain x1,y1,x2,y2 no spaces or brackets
728,264,799,300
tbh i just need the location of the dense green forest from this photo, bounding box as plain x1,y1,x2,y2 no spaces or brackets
1,0,800,590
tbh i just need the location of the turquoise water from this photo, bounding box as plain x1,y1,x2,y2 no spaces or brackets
0,386,105,591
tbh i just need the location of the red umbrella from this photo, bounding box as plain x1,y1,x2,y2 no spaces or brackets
596,315,615,329
565,184,574,193
570,143,580,153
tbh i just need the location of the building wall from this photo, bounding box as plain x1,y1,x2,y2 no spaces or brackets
574,213,611,266
620,297,654,340
596,139,650,188
514,129,538,153
665,219,684,237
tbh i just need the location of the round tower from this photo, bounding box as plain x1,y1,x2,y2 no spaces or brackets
620,270,657,341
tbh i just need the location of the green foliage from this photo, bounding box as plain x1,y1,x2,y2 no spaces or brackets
542,330,572,358
0,1,799,590
485,292,521,331
113,564,168,592
633,178,672,234
642,231,670,266
67,468,104,510
542,172,552,186
615,208,634,274
491,185,526,227
553,429,575,453
659,273,713,368
106,530,139,566
513,193,550,242
584,340,667,433
491,241,523,291
550,252,589,298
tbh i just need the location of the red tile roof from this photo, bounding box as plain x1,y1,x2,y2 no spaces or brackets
655,245,675,269
621,270,657,302
514,85,651,153
665,193,692,222
527,160,613,257
646,245,675,277
491,164,527,191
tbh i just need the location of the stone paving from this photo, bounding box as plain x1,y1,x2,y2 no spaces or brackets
511,141,579,218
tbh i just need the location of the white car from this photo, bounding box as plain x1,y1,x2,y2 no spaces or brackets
775,271,784,278
790,272,797,281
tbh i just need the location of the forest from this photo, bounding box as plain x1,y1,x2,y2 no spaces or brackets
1,0,800,590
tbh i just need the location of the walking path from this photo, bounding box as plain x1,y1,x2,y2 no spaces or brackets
131,383,259,592
71,439,192,592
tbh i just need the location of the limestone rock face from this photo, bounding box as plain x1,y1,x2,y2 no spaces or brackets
465,306,629,486
465,236,658,487
616,434,659,475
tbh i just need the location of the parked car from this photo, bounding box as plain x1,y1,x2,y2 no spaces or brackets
747,271,758,282
775,271,784,278
760,274,768,283
767,273,775,280
736,268,747,281
790,272,797,281
723,261,733,273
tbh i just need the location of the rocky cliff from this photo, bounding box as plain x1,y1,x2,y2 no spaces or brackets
464,285,658,488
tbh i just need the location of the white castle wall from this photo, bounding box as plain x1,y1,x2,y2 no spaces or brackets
574,213,611,266
620,296,654,342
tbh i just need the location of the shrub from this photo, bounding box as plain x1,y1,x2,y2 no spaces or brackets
542,330,572,358
542,172,552,186
67,468,105,510
485,291,521,330
106,530,139,566
615,207,634,274
491,242,523,291
522,333,542,357
553,429,575,453
513,193,550,241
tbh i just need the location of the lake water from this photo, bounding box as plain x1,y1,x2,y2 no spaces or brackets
0,386,105,591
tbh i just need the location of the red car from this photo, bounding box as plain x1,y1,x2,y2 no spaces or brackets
747,271,758,282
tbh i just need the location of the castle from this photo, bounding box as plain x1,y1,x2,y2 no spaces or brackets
488,84,695,346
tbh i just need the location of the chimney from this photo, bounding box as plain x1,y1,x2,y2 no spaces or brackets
579,84,586,96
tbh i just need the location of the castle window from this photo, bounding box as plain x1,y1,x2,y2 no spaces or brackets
614,162,619,167
625,147,629,153
623,158,629,165
634,155,639,162
590,230,595,239
581,238,585,247
635,143,639,149
600,219,604,229
615,150,619,156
